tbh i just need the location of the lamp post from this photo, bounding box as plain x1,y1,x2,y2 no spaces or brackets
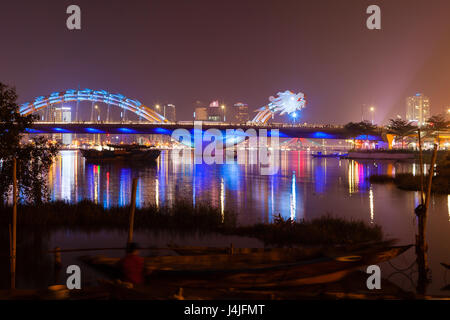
369,106,375,125
94,105,100,123
221,104,226,122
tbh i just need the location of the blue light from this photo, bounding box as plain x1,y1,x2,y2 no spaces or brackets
355,135,380,141
312,132,334,139
25,128,43,133
292,112,298,118
53,128,71,133
153,127,171,135
19,88,168,123
118,127,137,134
85,128,105,134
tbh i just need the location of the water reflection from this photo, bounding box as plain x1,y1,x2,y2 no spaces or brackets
47,150,447,227
10,149,450,295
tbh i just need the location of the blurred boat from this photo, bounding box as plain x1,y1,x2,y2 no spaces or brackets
80,245,412,288
312,151,348,158
80,144,160,162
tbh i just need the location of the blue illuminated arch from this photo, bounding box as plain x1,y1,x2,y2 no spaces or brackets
19,89,167,123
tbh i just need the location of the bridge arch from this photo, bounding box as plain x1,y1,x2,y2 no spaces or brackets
19,88,167,123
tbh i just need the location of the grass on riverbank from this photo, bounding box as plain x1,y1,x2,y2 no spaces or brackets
369,173,449,194
0,201,383,246
369,151,449,194
232,214,383,246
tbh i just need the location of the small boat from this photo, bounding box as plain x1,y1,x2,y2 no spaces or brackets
165,240,396,256
80,144,161,163
80,245,412,288
312,152,348,158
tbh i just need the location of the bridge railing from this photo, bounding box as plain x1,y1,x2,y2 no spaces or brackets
33,120,346,129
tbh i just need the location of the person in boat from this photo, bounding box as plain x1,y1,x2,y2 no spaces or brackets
118,242,145,286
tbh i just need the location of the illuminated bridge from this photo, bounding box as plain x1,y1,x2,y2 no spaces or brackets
20,88,384,141
27,122,384,141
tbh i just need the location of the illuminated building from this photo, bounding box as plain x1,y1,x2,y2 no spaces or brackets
52,106,72,145
406,93,430,127
163,104,176,122
193,100,208,120
232,102,249,123
207,100,222,122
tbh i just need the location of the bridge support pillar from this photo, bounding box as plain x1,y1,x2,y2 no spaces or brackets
386,134,395,150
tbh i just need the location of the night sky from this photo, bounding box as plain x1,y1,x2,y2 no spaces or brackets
1,0,450,124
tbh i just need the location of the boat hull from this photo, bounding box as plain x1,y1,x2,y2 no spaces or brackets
81,245,412,288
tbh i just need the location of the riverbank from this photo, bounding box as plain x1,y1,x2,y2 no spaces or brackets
346,149,448,161
369,151,449,193
369,173,449,194
0,200,383,246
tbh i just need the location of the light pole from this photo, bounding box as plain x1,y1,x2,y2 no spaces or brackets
221,104,226,122
94,105,100,122
369,106,375,125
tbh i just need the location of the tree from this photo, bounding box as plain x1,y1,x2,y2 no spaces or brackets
425,114,449,147
386,119,417,149
0,83,60,204
344,121,378,149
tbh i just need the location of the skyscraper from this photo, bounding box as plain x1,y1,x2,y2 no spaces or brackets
207,100,221,122
193,100,208,121
232,102,249,123
164,104,176,122
406,93,430,126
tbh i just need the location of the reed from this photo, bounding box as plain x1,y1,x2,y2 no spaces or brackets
0,201,383,245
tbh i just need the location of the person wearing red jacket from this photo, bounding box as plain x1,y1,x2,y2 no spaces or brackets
118,242,145,286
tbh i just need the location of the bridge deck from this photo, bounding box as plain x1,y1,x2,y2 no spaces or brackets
28,122,384,140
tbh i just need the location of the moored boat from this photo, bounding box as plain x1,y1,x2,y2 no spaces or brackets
80,245,412,288
80,144,161,162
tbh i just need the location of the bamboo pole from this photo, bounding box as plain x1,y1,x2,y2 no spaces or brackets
11,158,17,290
416,144,438,295
127,178,138,244
417,128,424,205
424,145,438,212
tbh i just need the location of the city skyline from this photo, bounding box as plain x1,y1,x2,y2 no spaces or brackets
2,0,450,124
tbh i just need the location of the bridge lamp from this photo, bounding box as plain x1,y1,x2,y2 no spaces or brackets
221,105,226,122
291,112,298,123
369,106,375,124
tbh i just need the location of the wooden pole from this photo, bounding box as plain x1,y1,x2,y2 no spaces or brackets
417,128,424,205
424,144,438,212
11,158,17,290
127,178,138,244
416,144,438,295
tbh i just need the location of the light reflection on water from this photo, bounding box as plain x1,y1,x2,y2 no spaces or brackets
4,149,449,295
49,150,445,228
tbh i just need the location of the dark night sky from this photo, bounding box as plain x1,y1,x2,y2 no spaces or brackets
1,0,450,124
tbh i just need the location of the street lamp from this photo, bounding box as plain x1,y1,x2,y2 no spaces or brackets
369,106,375,124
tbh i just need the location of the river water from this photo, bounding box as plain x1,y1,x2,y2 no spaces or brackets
1,149,449,296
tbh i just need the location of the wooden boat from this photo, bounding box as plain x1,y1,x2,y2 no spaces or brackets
80,144,160,162
312,152,348,158
80,245,412,289
165,240,396,256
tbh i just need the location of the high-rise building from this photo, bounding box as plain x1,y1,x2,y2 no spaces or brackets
207,100,221,122
193,100,208,121
232,102,249,123
52,106,72,145
406,93,430,126
164,104,176,122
